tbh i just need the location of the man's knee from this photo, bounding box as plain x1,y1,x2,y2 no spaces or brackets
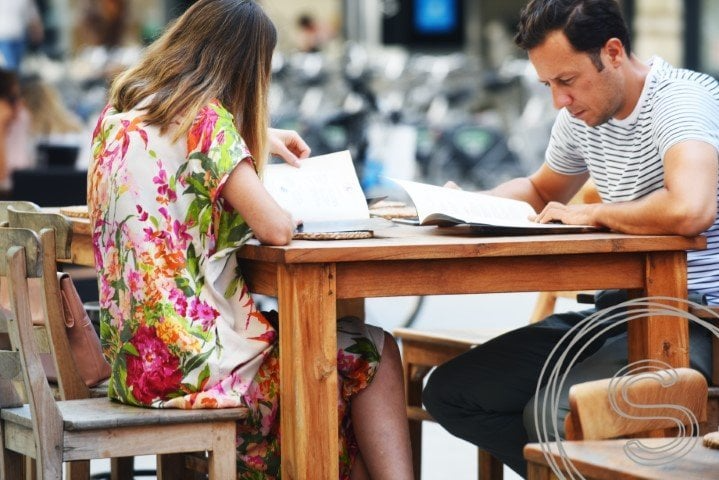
422,362,456,419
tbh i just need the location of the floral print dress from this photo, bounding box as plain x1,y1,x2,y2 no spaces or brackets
88,100,385,479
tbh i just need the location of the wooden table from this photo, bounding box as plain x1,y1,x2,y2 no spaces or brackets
66,217,705,479
524,438,719,479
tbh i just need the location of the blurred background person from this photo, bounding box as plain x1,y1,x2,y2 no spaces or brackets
77,0,128,50
0,68,33,197
295,12,332,53
0,0,44,71
20,74,85,168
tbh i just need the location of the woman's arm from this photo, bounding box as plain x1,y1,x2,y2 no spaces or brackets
222,160,295,245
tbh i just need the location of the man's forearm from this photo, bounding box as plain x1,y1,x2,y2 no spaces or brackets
590,189,716,236
486,177,547,213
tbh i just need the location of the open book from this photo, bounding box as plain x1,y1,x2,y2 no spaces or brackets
392,179,598,234
263,150,390,234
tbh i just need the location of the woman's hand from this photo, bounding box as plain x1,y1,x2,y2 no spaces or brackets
268,128,311,167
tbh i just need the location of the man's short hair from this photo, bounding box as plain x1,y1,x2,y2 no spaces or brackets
514,0,631,70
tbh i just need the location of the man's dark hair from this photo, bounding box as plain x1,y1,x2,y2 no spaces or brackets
514,0,631,71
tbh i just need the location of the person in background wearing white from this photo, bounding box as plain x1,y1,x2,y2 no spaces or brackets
0,0,43,71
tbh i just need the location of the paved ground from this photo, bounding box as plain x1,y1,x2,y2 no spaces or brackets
89,292,584,479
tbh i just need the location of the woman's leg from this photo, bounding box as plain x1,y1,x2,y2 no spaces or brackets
350,333,413,480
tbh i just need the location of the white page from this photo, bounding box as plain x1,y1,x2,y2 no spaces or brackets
392,179,536,225
263,150,369,222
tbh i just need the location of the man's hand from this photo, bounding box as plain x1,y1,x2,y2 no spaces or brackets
268,128,311,167
533,201,601,226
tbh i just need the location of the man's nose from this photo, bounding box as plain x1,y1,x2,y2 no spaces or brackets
552,89,573,109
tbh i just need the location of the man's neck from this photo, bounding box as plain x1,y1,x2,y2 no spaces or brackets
614,54,651,120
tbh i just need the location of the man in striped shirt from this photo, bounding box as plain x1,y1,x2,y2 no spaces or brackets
423,0,719,477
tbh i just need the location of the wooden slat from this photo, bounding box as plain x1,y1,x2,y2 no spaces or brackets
0,351,23,407
0,351,22,380
0,201,40,225
5,244,65,477
525,438,719,480
0,229,42,277
334,253,646,298
567,368,707,441
38,229,90,401
7,209,73,261
394,327,506,347
61,421,237,462
60,400,246,430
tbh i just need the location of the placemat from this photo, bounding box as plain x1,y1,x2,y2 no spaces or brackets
59,205,89,219
369,200,417,220
292,230,373,241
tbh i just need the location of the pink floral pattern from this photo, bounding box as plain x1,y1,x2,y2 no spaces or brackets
88,100,383,478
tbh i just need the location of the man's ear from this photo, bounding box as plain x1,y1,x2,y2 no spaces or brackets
603,37,625,66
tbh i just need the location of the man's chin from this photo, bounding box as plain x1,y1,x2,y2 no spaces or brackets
582,114,611,128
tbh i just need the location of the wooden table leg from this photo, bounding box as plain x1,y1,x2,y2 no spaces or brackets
526,461,553,480
278,263,339,479
628,251,689,367
337,298,364,321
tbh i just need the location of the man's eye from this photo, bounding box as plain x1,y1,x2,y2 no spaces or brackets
559,77,574,85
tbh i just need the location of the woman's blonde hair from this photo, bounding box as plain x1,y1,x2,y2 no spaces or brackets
109,0,276,169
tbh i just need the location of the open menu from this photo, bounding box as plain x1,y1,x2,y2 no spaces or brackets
391,179,598,234
263,150,390,234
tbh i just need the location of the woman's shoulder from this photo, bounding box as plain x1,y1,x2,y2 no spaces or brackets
194,99,235,126
187,99,241,148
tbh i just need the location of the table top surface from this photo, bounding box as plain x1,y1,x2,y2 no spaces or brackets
61,212,706,263
238,225,706,263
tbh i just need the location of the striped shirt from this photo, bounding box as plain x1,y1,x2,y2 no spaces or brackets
546,57,719,304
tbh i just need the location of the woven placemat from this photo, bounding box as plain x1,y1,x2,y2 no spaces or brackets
59,205,89,219
369,200,417,220
293,230,373,241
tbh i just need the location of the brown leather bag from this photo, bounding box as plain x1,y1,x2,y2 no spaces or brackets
0,273,111,387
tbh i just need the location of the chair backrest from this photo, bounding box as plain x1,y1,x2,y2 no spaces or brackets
0,201,40,226
1,228,65,475
564,367,708,440
2,212,90,400
7,207,73,261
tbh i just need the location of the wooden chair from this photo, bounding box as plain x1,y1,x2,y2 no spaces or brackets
393,327,508,480
0,201,40,226
564,367,708,441
525,367,709,480
0,227,247,479
6,208,147,479
394,290,585,480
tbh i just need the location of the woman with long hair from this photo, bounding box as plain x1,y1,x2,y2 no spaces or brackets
88,1,413,478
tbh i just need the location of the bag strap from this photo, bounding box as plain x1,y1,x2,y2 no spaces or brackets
57,272,81,329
